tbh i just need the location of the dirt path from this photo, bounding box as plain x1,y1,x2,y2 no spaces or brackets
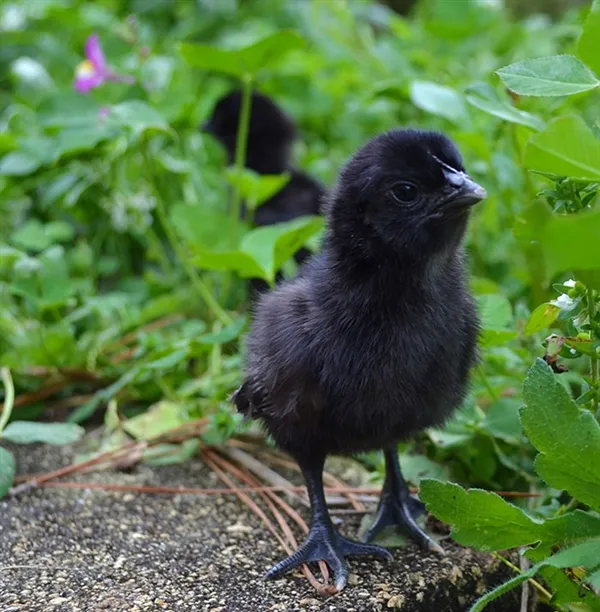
0,443,519,612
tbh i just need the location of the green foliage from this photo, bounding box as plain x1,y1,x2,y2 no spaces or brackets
2,421,85,445
1,0,600,606
522,360,600,511
497,55,600,97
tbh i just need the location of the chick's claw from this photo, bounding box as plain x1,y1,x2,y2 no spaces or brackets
364,493,443,555
265,527,392,592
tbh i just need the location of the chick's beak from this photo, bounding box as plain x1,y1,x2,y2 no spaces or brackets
443,170,487,209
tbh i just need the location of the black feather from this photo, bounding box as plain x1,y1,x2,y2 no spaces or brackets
204,90,326,297
236,128,486,587
238,128,481,459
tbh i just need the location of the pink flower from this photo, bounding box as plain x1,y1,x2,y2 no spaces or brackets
74,34,134,93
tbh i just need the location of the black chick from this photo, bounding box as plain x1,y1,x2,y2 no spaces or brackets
203,90,325,294
232,128,486,591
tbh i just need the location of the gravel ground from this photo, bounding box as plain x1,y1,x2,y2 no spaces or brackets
0,443,521,612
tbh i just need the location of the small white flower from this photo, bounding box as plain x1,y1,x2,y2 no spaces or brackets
551,293,575,310
570,348,577,355
563,279,576,288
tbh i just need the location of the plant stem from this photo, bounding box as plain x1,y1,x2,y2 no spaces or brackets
491,553,553,604
0,367,15,434
143,147,232,327
154,195,232,327
231,75,254,228
221,75,254,305
588,287,599,416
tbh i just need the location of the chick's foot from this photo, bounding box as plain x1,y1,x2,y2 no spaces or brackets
264,524,392,591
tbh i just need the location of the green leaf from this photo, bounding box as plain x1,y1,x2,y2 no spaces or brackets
577,0,600,77
2,422,84,445
0,151,41,176
241,216,324,283
470,539,600,612
45,221,75,244
179,30,305,78
476,294,512,329
521,359,600,511
497,55,600,97
465,83,545,131
525,303,560,336
109,101,171,137
419,480,543,550
540,208,600,281
38,91,101,128
38,246,73,309
524,116,600,181
192,249,267,280
54,126,113,158
409,81,467,124
11,220,50,251
143,439,200,466
0,447,16,499
170,203,241,252
483,398,523,444
400,454,448,484
123,401,190,440
225,168,290,210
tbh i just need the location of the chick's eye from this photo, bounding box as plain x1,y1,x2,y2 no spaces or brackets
390,182,419,204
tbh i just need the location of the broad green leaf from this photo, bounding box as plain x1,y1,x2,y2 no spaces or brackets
241,216,324,283
524,116,600,181
0,447,16,499
465,83,545,131
476,294,512,329
2,421,84,445
470,539,600,612
123,401,190,440
170,203,242,251
541,510,600,544
179,31,305,78
45,221,75,244
577,0,600,77
419,480,543,550
192,249,267,280
0,151,41,176
143,439,200,466
541,208,600,281
225,168,290,211
497,55,600,97
482,398,522,444
11,220,50,251
38,246,73,309
409,81,467,124
38,92,101,128
400,454,447,484
55,126,113,158
521,359,600,511
109,101,171,137
525,303,560,336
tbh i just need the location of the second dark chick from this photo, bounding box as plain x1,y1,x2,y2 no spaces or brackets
203,90,325,294
232,128,486,591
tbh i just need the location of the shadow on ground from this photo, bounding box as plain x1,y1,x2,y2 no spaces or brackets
0,443,521,612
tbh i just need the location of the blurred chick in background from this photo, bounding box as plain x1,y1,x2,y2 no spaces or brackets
203,90,325,296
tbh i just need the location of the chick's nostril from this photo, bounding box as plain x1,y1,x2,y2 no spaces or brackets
446,172,466,188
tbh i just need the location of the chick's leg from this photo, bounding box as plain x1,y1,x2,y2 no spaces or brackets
363,448,443,554
264,456,392,591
